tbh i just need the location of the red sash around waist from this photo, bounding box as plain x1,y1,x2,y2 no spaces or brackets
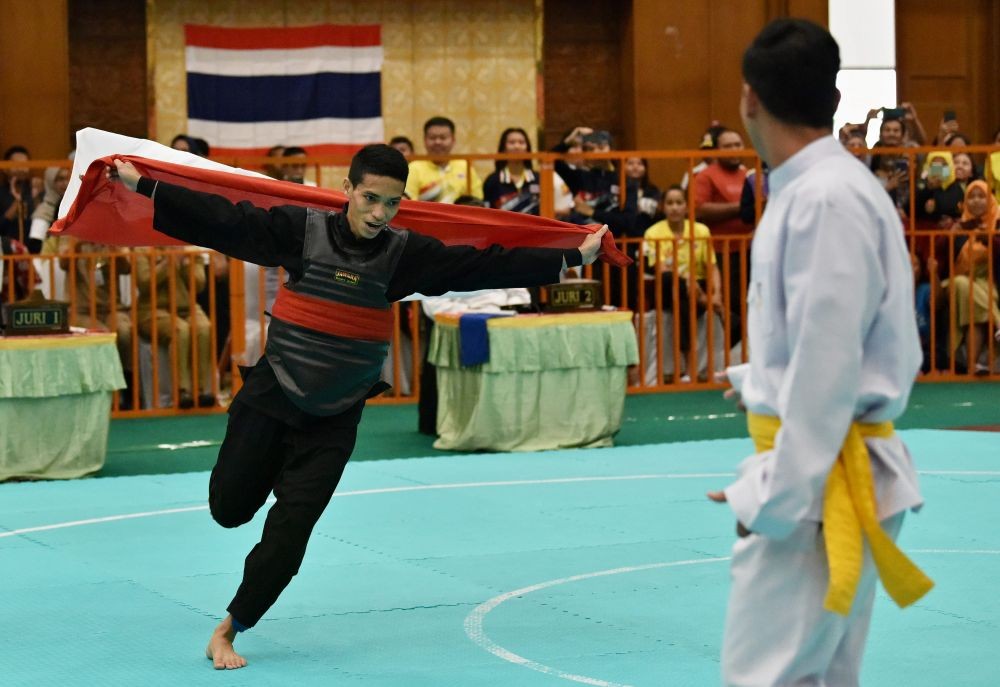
271,286,393,342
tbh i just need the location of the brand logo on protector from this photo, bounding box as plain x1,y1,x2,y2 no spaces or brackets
335,269,361,286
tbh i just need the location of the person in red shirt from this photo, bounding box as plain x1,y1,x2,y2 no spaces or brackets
693,129,749,349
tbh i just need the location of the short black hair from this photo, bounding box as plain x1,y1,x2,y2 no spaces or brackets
170,134,209,157
454,195,485,207
423,116,455,135
191,137,211,157
742,18,840,129
282,146,307,157
348,144,409,186
389,135,414,150
702,124,728,149
4,145,30,160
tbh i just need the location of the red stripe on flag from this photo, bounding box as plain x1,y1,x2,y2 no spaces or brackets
54,155,632,267
184,24,381,50
209,143,366,159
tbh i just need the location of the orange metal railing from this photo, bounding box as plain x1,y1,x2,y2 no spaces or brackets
2,144,998,417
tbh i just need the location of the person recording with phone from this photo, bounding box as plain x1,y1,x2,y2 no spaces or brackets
551,126,643,307
912,150,977,374
864,102,928,146
917,151,977,225
553,127,636,234
872,152,910,217
868,107,926,216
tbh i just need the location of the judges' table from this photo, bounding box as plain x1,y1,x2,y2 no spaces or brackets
429,310,638,451
0,331,125,480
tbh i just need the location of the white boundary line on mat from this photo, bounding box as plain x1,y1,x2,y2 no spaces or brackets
2,469,997,540
463,558,730,687
0,473,732,539
919,470,1000,476
462,546,1000,686
3,467,999,685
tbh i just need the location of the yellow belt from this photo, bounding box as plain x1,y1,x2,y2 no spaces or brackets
747,412,934,615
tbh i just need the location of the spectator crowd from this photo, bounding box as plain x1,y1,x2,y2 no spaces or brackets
2,102,999,413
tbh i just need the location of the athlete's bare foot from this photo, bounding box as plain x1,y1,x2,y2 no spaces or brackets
205,615,247,670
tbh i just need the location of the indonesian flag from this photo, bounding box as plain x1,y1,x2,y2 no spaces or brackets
53,129,630,266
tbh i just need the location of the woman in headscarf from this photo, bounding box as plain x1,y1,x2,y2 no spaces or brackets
934,180,1000,373
30,166,71,254
24,166,72,299
917,151,976,225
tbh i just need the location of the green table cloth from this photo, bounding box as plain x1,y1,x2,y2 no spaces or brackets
429,311,638,451
0,332,125,480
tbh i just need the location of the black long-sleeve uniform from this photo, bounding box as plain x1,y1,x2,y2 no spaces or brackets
136,177,581,628
138,177,579,424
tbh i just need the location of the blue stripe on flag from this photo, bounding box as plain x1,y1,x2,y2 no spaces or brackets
187,72,381,123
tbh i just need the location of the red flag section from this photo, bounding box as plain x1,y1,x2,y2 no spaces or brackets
51,155,631,266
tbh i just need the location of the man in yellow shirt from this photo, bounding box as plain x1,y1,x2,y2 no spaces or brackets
405,117,484,434
405,116,483,203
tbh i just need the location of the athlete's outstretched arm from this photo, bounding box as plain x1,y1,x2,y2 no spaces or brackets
111,159,305,275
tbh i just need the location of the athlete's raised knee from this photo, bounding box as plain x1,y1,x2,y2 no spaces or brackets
210,498,256,529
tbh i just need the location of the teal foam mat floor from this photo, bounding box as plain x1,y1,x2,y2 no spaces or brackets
2,429,998,686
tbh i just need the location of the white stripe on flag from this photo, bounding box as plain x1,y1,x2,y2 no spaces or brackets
185,45,383,77
187,117,385,149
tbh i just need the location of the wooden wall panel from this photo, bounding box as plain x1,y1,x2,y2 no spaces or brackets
0,0,70,158
897,0,999,144
68,0,148,143
541,0,627,149
708,2,771,130
789,0,828,25
625,0,830,152
768,0,828,25
543,0,833,187
623,1,769,186
617,0,831,187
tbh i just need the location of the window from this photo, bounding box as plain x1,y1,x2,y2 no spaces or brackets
830,0,896,145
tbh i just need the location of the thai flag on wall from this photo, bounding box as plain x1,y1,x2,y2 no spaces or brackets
184,24,384,157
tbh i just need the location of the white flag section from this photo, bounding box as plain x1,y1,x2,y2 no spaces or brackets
58,128,267,222
184,118,385,153
184,45,385,77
